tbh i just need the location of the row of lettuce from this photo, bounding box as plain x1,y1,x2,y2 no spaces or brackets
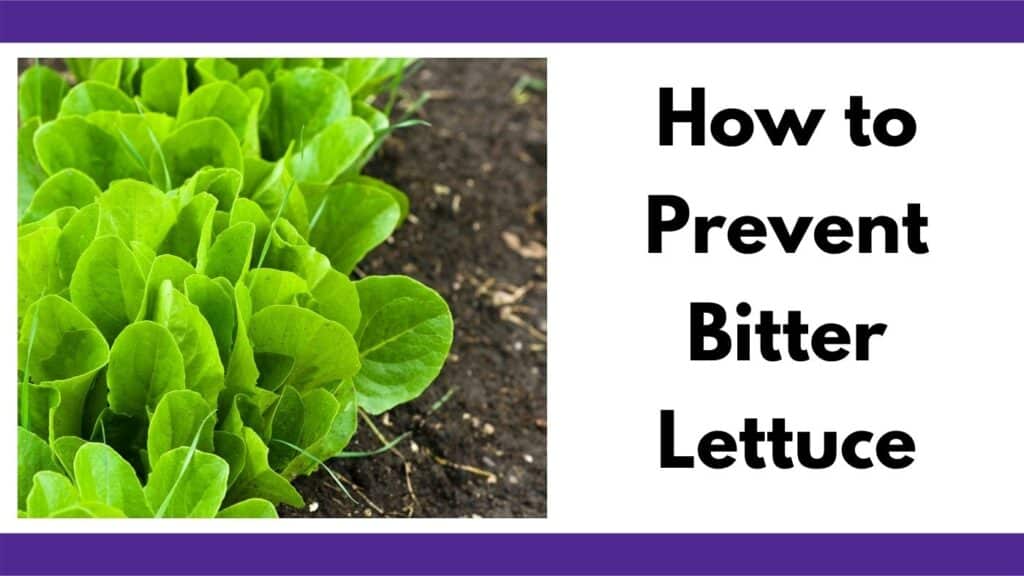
17,58,453,518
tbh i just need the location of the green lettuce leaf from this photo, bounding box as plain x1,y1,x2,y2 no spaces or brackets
69,235,146,342
19,65,68,123
352,276,454,414
74,442,152,517
107,321,186,418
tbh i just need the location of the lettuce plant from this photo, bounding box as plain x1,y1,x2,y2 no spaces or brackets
16,58,453,518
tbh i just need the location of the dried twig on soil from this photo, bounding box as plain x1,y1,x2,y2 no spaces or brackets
431,452,499,484
489,282,533,307
330,471,385,516
499,306,547,343
501,231,546,260
357,411,419,514
351,387,459,516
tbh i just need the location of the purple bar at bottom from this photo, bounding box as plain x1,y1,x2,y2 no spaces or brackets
1,533,1023,575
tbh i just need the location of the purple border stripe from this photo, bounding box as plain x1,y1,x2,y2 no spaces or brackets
3,1,1024,42
1,533,1024,575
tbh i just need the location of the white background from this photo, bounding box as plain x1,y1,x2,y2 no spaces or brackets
4,44,1023,532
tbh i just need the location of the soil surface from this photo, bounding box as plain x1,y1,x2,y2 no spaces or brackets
282,59,548,518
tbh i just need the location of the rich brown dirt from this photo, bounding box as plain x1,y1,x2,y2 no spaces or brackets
281,59,548,518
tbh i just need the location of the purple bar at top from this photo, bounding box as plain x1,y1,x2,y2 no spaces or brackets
2,1,1024,42
1,533,1024,575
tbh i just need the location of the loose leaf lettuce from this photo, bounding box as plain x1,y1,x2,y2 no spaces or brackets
286,117,373,185
58,81,135,118
34,117,148,187
17,58,450,518
19,65,69,123
153,281,225,407
308,180,400,274
69,235,146,342
264,67,351,159
249,305,360,393
281,381,358,478
217,498,278,518
178,81,260,156
57,203,100,284
26,471,79,518
203,222,255,284
225,427,303,508
19,118,48,217
22,169,102,224
140,58,188,115
147,390,216,468
352,276,454,414
162,192,218,266
18,224,63,323
19,295,109,439
97,179,177,250
145,447,229,518
107,321,186,418
157,118,243,188
18,428,60,510
86,111,175,173
194,58,239,85
74,442,152,517
184,274,236,363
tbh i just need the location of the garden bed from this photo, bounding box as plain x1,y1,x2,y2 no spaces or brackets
281,59,547,518
16,57,547,519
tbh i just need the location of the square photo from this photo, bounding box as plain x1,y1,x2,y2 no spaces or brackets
16,57,546,519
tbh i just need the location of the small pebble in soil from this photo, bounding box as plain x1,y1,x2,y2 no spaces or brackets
482,423,495,436
472,221,481,232
308,501,320,513
509,476,520,485
433,184,451,196
513,341,523,351
410,441,419,453
452,194,461,213
482,456,496,468
535,419,547,430
524,454,534,464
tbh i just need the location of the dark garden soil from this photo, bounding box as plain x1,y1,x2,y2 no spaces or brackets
281,59,548,518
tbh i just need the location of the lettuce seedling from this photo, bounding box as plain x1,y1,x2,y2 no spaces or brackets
17,58,452,518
